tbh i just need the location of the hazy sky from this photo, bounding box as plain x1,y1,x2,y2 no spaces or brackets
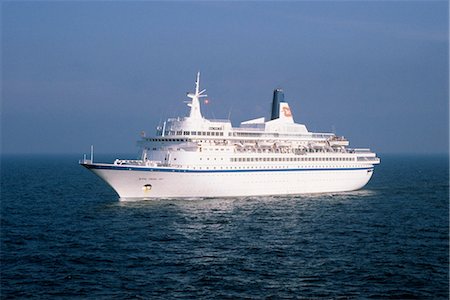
2,1,448,155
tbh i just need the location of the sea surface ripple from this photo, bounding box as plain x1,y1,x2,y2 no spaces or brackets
1,154,448,299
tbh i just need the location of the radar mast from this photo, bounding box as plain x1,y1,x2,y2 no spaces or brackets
186,72,207,119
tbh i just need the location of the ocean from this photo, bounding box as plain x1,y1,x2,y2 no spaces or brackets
1,154,448,299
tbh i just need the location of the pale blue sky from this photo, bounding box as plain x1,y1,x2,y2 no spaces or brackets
2,1,448,154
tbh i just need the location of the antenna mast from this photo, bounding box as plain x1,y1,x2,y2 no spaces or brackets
186,72,207,119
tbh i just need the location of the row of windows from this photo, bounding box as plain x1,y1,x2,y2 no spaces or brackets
357,157,378,161
146,138,189,142
230,157,355,162
164,131,224,136
165,131,277,138
161,130,303,138
199,157,224,161
187,165,359,170
199,147,231,152
148,146,230,152
162,130,258,137
157,130,333,140
145,138,226,145
159,156,355,162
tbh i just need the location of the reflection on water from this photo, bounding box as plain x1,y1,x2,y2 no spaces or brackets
117,188,379,210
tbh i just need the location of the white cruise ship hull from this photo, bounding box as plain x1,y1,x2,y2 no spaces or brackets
83,163,375,199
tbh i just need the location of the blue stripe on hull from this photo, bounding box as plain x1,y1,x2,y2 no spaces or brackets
81,163,374,173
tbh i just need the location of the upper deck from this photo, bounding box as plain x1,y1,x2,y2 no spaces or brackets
131,73,378,167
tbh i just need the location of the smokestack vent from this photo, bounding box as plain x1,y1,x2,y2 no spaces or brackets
271,89,285,120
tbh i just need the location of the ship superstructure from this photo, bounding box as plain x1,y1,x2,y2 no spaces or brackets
81,73,380,199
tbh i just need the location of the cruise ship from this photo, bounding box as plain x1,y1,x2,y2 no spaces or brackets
80,73,380,199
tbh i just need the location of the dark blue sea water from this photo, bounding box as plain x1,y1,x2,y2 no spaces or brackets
1,154,448,299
